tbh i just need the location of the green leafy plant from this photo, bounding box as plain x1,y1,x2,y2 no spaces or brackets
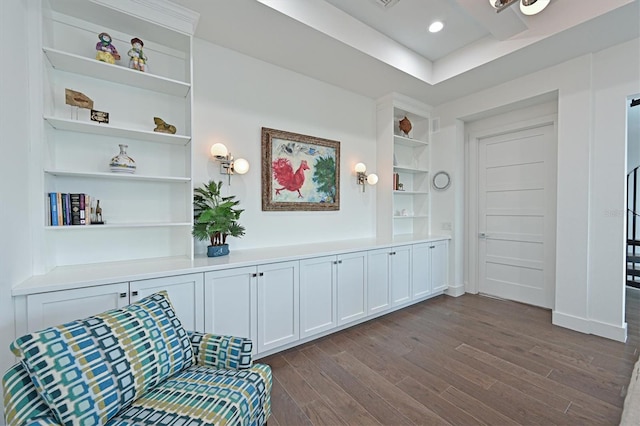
193,180,245,246
312,156,336,202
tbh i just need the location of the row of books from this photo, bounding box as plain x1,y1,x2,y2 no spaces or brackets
393,172,403,191
48,193,94,226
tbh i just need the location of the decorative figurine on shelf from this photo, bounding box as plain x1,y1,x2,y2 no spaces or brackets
95,32,120,64
399,116,412,137
91,109,109,124
65,89,94,110
109,144,136,173
65,88,94,119
153,117,177,134
128,37,148,72
93,200,104,224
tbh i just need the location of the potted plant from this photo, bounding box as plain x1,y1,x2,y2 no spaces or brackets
193,180,245,257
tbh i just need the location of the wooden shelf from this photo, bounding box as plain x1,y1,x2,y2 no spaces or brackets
45,222,191,230
44,169,191,183
43,47,191,97
44,116,191,145
394,135,428,147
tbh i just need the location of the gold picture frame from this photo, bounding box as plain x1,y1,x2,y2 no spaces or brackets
261,127,340,211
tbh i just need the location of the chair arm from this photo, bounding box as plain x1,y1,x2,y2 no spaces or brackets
188,331,253,370
3,363,61,426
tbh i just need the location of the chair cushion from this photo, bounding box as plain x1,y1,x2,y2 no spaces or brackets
10,291,193,426
106,363,272,426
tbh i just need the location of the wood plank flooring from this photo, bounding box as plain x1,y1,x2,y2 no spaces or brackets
260,288,640,425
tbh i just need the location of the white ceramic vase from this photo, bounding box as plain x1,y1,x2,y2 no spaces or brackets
109,144,136,173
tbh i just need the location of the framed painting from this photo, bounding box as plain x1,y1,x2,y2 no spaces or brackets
262,127,340,211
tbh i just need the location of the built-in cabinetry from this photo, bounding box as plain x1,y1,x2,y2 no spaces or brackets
21,272,204,334
368,244,418,314
15,238,448,358
204,261,299,354
377,94,431,240
130,274,204,332
37,0,198,268
335,252,369,325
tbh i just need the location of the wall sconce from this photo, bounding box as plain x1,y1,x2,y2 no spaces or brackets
355,162,378,192
210,143,249,184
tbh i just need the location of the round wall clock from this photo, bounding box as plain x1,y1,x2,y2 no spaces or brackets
432,171,451,190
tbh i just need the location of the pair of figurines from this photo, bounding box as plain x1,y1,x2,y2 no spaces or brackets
95,32,148,72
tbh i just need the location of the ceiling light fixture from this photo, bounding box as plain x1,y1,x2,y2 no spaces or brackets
428,21,444,33
489,0,550,15
520,0,550,16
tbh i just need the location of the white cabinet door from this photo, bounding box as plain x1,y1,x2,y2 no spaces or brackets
412,243,432,298
26,283,129,332
391,245,412,306
367,249,390,315
300,256,337,339
431,240,449,293
204,267,257,348
130,273,204,332
337,251,368,325
257,261,299,353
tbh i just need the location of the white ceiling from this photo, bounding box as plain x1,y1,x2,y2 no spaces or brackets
170,0,639,105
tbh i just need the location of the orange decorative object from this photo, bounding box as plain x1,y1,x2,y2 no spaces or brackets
399,116,412,136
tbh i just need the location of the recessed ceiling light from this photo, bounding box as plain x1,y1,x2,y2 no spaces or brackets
429,21,444,33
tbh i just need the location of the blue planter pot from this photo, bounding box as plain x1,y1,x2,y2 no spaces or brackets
207,244,230,257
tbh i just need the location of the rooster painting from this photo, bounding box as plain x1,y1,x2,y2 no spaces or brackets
272,158,310,198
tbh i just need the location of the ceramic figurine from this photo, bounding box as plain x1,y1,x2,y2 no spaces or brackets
399,116,412,137
128,37,148,72
95,32,120,64
109,144,136,173
153,117,177,134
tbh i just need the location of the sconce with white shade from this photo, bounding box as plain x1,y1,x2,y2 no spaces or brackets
210,142,249,185
355,162,378,192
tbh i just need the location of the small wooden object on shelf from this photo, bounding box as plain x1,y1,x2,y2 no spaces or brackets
153,117,176,134
65,89,94,110
399,116,412,137
92,200,104,225
91,110,109,124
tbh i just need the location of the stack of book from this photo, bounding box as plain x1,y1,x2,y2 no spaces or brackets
47,193,93,226
393,173,401,190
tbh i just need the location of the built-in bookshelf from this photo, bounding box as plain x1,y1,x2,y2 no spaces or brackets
37,0,199,269
376,94,431,240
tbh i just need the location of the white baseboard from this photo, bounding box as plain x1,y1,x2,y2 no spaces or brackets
552,310,627,342
445,284,465,297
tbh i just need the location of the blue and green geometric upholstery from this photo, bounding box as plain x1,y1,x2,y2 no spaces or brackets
108,363,272,425
3,291,272,426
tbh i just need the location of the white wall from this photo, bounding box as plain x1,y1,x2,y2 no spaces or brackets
432,38,640,341
191,39,378,253
0,0,34,416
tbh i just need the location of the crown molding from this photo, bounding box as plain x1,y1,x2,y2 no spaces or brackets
90,0,199,35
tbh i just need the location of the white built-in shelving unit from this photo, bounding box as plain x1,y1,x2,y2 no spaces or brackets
38,0,199,269
376,94,432,240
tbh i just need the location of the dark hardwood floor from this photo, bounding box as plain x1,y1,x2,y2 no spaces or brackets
260,288,640,425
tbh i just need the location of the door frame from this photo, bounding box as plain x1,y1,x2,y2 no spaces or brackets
465,113,558,305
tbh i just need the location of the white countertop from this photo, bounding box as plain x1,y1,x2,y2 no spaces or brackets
13,234,450,296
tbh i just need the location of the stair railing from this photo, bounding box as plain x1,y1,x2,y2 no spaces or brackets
627,166,640,288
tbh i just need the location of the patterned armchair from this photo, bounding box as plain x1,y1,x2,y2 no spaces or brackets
2,291,272,426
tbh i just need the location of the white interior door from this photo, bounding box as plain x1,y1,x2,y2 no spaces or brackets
478,124,556,308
